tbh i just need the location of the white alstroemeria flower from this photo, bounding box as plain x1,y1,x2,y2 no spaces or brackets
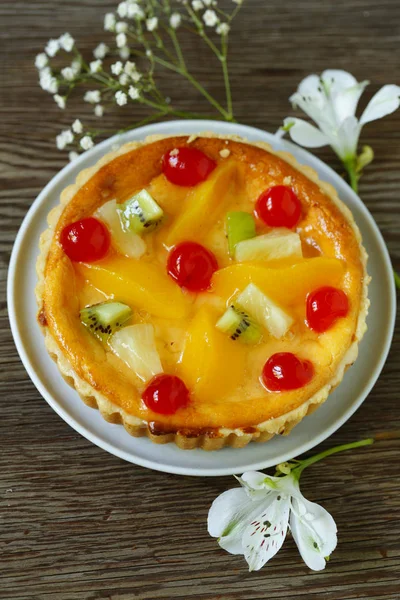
146,17,158,32
56,129,74,151
208,471,337,572
45,39,60,57
104,13,116,31
116,32,127,48
80,135,94,151
281,70,400,164
203,9,218,27
72,119,83,134
94,43,109,59
35,53,48,70
170,13,181,29
115,90,128,106
59,33,75,52
94,105,104,117
84,90,101,104
90,60,102,74
54,94,66,109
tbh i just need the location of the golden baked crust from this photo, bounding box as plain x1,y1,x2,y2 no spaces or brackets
36,132,369,450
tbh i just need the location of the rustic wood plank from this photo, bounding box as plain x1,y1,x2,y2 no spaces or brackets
0,0,399,598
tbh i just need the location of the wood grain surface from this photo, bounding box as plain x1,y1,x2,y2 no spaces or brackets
1,1,399,598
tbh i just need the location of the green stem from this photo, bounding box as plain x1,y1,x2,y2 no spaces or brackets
344,158,359,194
221,35,233,120
394,270,400,290
293,438,374,478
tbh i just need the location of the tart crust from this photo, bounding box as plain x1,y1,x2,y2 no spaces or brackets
36,132,370,450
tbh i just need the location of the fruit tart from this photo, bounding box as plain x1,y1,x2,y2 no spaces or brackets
36,133,369,450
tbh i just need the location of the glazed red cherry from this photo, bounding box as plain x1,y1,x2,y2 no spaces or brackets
255,185,301,229
162,147,216,186
167,241,218,291
262,352,314,392
307,286,349,333
142,374,190,415
60,217,110,262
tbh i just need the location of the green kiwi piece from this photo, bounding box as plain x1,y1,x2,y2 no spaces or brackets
118,189,164,234
80,301,132,343
216,305,262,344
226,211,256,256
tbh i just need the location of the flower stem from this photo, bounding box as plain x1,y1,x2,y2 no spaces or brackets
293,438,374,477
394,270,400,290
221,35,233,120
344,158,359,194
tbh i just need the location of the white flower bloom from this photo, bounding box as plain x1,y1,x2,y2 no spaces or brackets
119,73,129,86
216,22,230,35
119,46,130,60
72,119,83,134
59,33,75,52
104,12,116,31
124,60,136,75
116,32,127,48
146,17,158,32
84,90,101,104
128,85,140,100
80,135,94,151
61,67,75,81
94,105,104,117
146,49,153,58
232,0,243,4
54,94,66,109
56,129,74,150
192,0,204,9
115,90,128,106
90,59,102,73
282,70,400,161
208,471,337,572
35,53,48,69
170,13,181,29
130,71,142,83
111,61,123,76
116,21,128,33
203,9,218,27
127,3,145,19
39,69,58,94
94,42,109,59
45,39,60,57
69,151,79,162
71,59,81,75
117,1,128,18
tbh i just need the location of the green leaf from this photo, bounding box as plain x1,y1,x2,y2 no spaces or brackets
356,145,374,173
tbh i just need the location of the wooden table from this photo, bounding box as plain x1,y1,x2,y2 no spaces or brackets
1,1,399,598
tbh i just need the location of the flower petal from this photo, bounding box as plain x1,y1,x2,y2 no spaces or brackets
290,493,337,572
297,74,321,97
360,84,400,125
331,115,360,160
321,69,358,95
243,496,290,571
283,117,330,148
333,81,369,123
240,471,281,490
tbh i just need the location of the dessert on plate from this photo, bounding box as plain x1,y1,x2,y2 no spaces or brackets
36,133,369,450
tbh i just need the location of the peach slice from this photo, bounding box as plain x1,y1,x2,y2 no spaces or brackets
179,307,246,403
75,256,192,319
165,161,242,247
211,257,346,309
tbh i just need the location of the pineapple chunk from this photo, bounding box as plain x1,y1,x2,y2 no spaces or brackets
109,324,163,382
236,284,293,338
179,307,246,403
211,257,346,308
75,256,191,319
235,229,302,262
165,161,242,247
95,199,146,259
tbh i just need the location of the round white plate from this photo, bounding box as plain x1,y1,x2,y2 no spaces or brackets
8,120,396,477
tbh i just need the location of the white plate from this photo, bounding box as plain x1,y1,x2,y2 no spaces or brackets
8,120,396,477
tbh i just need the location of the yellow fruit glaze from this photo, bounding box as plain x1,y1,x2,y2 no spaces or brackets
41,136,365,432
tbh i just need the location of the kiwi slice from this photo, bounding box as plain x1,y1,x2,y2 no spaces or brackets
118,189,164,234
226,211,256,256
216,305,262,344
80,301,132,342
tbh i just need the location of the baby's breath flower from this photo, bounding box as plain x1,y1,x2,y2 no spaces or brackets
115,90,128,106
59,33,75,52
192,0,204,9
119,73,129,86
232,0,243,4
84,90,101,104
90,59,102,73
119,46,131,60
117,2,128,18
116,21,129,33
111,61,123,76
61,67,75,81
94,105,104,117
128,85,140,100
72,119,83,134
116,32,127,48
146,17,158,32
127,2,144,19
216,22,230,35
54,94,66,109
35,53,48,69
170,13,181,29
69,151,79,162
45,39,60,57
124,61,136,75
203,9,218,27
39,69,59,94
104,12,116,31
94,42,109,59
71,59,81,74
80,135,94,150
146,49,153,58
203,0,214,5
130,71,142,83
56,129,74,150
